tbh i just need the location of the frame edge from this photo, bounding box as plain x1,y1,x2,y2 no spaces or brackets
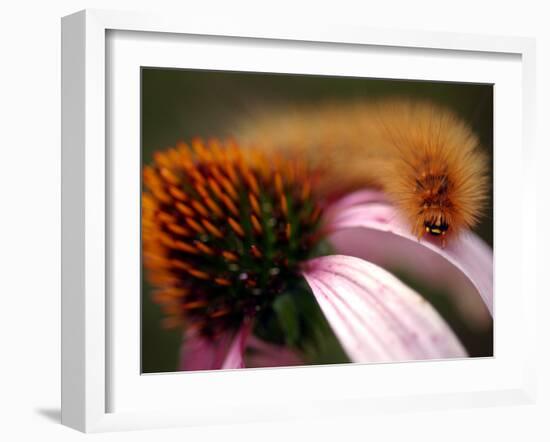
61,9,87,432
61,9,108,433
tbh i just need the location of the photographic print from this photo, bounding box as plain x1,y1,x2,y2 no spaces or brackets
141,69,493,373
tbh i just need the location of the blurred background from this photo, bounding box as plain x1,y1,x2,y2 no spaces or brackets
141,68,494,373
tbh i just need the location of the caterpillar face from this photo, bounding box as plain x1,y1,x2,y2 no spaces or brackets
412,168,455,245
424,219,449,236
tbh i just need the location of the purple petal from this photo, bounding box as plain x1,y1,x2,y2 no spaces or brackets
179,330,233,371
324,192,493,317
245,335,304,368
302,255,467,362
179,321,252,371
325,189,388,213
221,320,253,369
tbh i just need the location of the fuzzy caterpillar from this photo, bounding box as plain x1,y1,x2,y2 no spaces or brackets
233,99,489,245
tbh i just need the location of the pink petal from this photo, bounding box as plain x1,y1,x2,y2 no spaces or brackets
245,335,304,368
324,192,493,317
179,330,233,371
179,321,252,371
325,189,388,213
221,320,253,369
302,255,467,362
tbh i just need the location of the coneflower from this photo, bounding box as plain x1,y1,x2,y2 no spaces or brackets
143,139,323,338
143,138,493,370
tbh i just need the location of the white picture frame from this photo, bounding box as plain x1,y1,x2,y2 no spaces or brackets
61,9,537,433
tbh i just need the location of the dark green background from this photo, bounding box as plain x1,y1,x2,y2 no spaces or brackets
141,68,494,373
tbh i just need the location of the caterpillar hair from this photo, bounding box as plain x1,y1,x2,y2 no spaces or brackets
233,99,489,246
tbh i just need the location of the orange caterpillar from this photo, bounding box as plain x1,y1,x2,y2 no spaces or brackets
234,99,489,245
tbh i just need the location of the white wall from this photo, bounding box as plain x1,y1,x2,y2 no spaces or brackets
0,1,548,440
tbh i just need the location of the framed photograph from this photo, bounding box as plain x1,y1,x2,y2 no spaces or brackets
61,9,537,433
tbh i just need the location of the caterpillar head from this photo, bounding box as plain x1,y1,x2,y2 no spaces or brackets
397,151,487,248
423,218,449,237
411,170,455,247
